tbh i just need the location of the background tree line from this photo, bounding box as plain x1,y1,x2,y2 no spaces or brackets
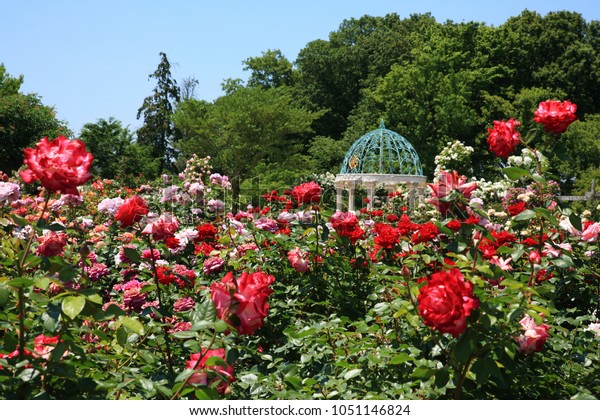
2,10,599,195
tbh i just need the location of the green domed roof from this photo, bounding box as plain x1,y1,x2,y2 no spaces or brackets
340,121,423,175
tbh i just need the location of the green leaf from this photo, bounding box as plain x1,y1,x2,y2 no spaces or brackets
123,247,141,263
192,299,217,324
513,209,536,221
568,213,582,232
503,166,530,180
0,284,10,306
412,366,435,379
121,316,145,335
45,223,66,231
343,368,362,380
11,214,29,227
533,207,558,226
34,276,50,290
7,277,34,288
62,295,86,319
390,353,411,365
204,355,228,368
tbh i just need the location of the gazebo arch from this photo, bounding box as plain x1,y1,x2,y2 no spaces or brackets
334,121,427,211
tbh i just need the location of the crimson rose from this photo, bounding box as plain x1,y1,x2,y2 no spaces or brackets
533,100,577,134
417,268,479,337
290,181,322,204
486,118,521,158
114,195,149,228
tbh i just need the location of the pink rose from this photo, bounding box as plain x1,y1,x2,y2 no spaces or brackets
35,231,67,257
288,247,310,273
20,136,93,195
517,314,550,355
186,348,234,393
141,213,179,240
581,222,600,242
428,171,477,217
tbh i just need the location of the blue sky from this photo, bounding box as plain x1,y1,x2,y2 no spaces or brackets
2,0,599,136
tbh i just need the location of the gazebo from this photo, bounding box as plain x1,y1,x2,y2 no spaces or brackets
334,121,427,211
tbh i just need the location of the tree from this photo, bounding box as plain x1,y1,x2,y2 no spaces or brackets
179,76,199,101
243,49,294,89
79,117,133,179
175,86,322,210
0,64,68,174
136,52,181,172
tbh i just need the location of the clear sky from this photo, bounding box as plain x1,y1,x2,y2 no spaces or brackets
2,0,599,136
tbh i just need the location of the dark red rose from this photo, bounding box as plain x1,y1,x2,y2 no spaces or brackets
114,195,149,228
373,223,400,249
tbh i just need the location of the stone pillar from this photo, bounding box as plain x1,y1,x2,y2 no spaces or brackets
335,187,344,212
347,185,355,212
364,181,375,210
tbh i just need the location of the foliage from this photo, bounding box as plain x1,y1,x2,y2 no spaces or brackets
0,64,69,174
136,52,181,173
1,99,599,401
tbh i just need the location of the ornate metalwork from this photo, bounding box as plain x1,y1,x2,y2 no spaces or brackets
340,121,423,175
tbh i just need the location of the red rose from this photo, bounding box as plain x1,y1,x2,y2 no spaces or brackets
411,222,439,245
186,348,235,393
210,271,275,335
196,223,218,243
373,223,400,249
486,118,521,158
290,181,322,205
330,211,365,244
507,201,527,216
20,136,93,195
533,100,577,134
397,214,418,236
210,272,236,322
234,272,275,335
35,231,67,257
114,195,149,228
417,268,479,337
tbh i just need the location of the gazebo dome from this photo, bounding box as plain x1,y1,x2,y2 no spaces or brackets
340,121,423,175
334,121,427,212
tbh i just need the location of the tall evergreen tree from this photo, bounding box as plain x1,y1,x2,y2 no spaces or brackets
136,52,181,172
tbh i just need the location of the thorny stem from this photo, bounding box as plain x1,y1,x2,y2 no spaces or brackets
171,332,218,400
453,353,476,399
16,191,51,361
145,237,174,377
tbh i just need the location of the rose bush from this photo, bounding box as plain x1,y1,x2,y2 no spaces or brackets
0,101,598,400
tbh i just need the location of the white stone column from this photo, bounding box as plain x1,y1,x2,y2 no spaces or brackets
347,185,355,212
335,187,344,212
365,181,375,210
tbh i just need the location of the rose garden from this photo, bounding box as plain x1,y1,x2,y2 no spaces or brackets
0,100,598,400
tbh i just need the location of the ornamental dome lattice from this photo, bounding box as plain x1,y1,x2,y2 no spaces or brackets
340,121,423,176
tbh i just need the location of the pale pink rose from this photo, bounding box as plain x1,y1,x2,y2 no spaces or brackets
141,213,179,240
581,222,600,242
489,256,512,271
559,217,581,236
288,247,310,273
517,314,551,355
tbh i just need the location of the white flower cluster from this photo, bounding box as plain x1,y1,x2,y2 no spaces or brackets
433,140,474,178
469,177,512,205
507,148,549,175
